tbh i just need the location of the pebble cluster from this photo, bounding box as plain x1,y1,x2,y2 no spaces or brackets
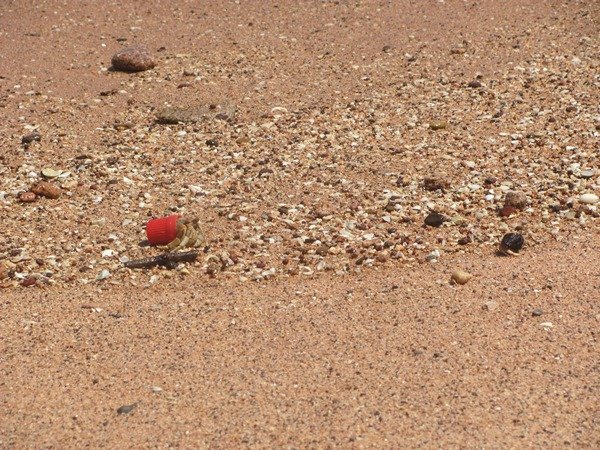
0,26,598,289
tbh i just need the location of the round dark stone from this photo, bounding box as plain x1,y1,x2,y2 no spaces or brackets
532,308,543,317
424,213,445,227
499,233,524,254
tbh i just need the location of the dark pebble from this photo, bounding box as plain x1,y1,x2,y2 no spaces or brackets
21,277,37,287
117,404,136,415
499,205,517,217
22,132,41,145
499,233,524,254
457,236,472,245
467,80,482,88
206,139,219,147
532,308,543,317
424,213,445,228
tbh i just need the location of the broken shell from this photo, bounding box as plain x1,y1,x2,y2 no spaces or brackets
579,193,599,205
451,269,473,285
41,168,62,178
499,233,524,255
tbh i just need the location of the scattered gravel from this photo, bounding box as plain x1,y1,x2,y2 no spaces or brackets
0,1,597,289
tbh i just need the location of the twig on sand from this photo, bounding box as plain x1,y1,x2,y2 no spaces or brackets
124,250,199,269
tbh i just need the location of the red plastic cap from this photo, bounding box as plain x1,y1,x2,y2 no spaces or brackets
146,215,180,245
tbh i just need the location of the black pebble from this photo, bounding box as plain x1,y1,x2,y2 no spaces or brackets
532,308,543,317
117,404,136,415
206,139,219,147
468,80,482,88
424,212,445,227
500,233,524,253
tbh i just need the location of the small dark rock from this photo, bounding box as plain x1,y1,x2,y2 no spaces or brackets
457,235,472,245
21,276,37,287
111,46,156,72
467,80,482,88
423,174,451,191
206,139,219,147
22,132,41,146
117,404,136,415
424,213,446,228
499,233,524,255
532,308,543,317
498,205,517,217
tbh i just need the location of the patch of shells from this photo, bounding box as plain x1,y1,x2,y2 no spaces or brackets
0,31,598,287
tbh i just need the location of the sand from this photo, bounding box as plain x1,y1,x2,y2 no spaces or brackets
0,0,599,447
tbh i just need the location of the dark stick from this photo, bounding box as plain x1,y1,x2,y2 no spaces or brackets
124,250,200,269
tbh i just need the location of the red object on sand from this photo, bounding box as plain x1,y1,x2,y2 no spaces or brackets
146,215,180,245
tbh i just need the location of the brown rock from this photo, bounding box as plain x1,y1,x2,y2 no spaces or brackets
21,276,37,287
32,181,61,199
429,120,447,130
19,191,37,203
111,46,156,72
0,262,8,280
423,174,451,191
504,191,528,210
498,205,517,217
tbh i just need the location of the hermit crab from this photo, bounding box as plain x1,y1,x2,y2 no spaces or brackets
146,215,205,251
165,217,205,251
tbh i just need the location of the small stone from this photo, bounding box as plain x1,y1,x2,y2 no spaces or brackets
426,249,441,262
467,80,482,88
532,308,543,317
423,174,451,191
96,269,111,281
429,120,447,130
483,301,499,311
424,212,446,227
31,181,61,199
499,233,524,255
579,193,599,205
19,191,37,203
0,262,8,280
21,132,41,145
111,46,156,72
21,276,37,287
540,322,553,329
504,191,528,210
116,404,136,415
579,169,596,179
457,235,472,245
498,205,517,217
451,269,473,285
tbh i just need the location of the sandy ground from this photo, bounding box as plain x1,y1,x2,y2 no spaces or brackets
1,0,599,448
